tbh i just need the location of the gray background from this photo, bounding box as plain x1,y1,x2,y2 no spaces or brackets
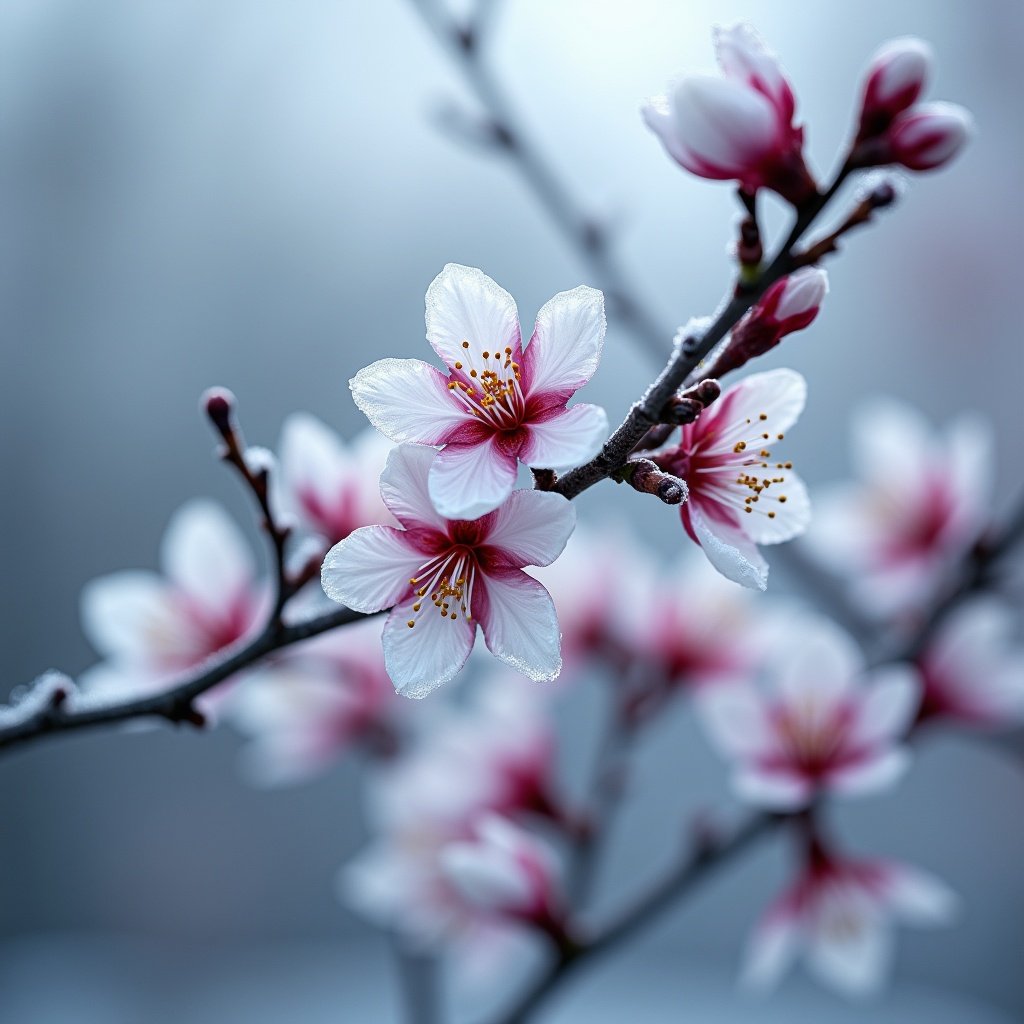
1,0,1023,1021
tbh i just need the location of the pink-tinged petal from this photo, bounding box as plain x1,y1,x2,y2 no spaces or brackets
521,286,606,397
735,767,812,810
741,905,801,991
378,444,449,532
80,571,179,660
161,500,255,610
775,617,861,708
520,404,608,472
714,24,794,122
807,898,890,997
828,748,910,797
641,95,691,166
482,490,576,568
689,503,769,591
381,600,476,698
881,864,959,926
475,571,561,681
848,665,920,748
695,683,776,760
743,470,811,545
850,398,931,495
321,526,422,613
721,367,807,436
276,412,352,512
428,439,518,520
350,358,472,445
425,263,521,371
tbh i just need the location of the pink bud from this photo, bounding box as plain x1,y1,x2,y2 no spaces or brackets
857,37,932,140
889,102,973,171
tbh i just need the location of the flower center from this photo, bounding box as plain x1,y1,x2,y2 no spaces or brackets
447,341,525,429
405,548,477,629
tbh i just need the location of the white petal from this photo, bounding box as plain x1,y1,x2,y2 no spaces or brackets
378,444,449,532
695,683,775,759
828,748,910,797
321,526,422,613
428,439,518,521
722,367,807,435
741,907,801,991
775,267,829,322
477,572,562,681
520,405,608,471
350,358,471,445
850,398,932,495
425,263,521,370
80,571,180,660
522,286,606,397
882,864,959,926
641,95,691,165
161,500,255,610
734,767,812,810
774,616,862,708
277,412,351,512
483,490,576,568
382,601,476,698
689,504,769,591
743,470,811,545
714,23,790,115
848,665,921,748
807,905,891,997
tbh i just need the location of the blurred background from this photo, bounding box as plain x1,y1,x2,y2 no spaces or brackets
1,0,1022,1021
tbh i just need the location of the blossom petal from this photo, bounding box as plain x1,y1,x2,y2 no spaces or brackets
161,500,255,610
425,263,521,371
475,571,561,681
689,503,769,591
743,471,811,545
882,864,959,926
695,683,776,759
775,616,861,708
520,404,608,472
741,905,801,991
428,439,518,520
382,601,475,698
80,571,180,660
828,748,910,797
322,526,422,613
641,95,692,165
848,665,920,748
277,412,351,513
350,358,472,445
483,490,576,568
521,286,606,397
734,767,812,809
379,444,449,532
806,904,891,997
721,367,807,435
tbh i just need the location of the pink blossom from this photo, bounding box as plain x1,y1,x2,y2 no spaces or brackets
274,414,394,544
79,500,265,704
321,444,575,696
917,599,1024,727
856,37,932,142
226,617,400,785
808,399,993,615
744,848,957,996
697,617,919,809
643,24,815,203
888,102,973,171
654,368,811,590
350,264,608,520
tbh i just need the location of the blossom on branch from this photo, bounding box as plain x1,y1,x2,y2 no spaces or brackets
654,368,811,590
350,263,608,520
697,617,919,809
743,846,957,996
643,24,816,204
321,444,575,696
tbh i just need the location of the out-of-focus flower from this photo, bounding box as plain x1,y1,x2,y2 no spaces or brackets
226,617,400,785
350,264,608,520
712,268,828,378
440,814,562,925
808,399,992,616
321,444,575,697
917,598,1024,727
80,500,265,704
697,617,919,809
643,24,816,204
743,845,957,996
654,368,810,590
275,414,393,544
852,37,971,172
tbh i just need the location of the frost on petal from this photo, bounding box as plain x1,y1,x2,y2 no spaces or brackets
80,571,180,660
695,683,775,760
428,439,518,521
482,490,576,569
475,572,562,681
378,444,449,533
321,526,422,613
689,504,769,590
425,264,521,370
161,500,255,611
350,358,472,445
522,286,606,397
520,404,608,472
382,600,476,698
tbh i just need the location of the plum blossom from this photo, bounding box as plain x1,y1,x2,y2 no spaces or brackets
697,617,919,809
886,103,973,171
321,443,575,697
80,500,265,705
643,24,816,204
808,399,993,615
350,263,608,520
917,598,1024,727
226,617,400,785
653,368,811,590
743,845,957,996
274,414,393,544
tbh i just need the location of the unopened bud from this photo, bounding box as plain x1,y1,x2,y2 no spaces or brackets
201,387,236,436
888,102,973,171
856,37,932,141
621,458,688,505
